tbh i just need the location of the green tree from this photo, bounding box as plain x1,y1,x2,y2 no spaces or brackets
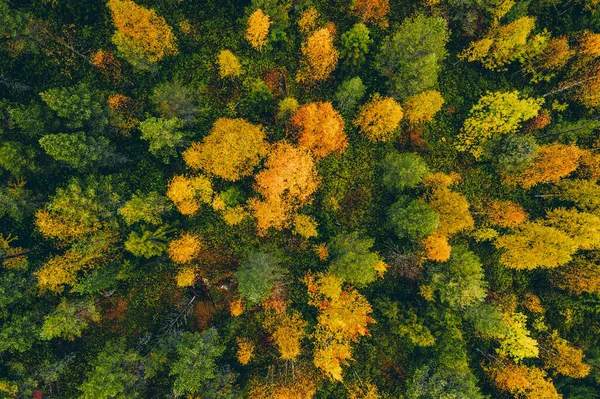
546,119,600,142
151,81,199,124
236,250,283,305
494,134,539,174
0,0,30,41
558,179,600,213
375,14,449,100
119,192,172,225
8,103,47,137
170,329,225,397
405,365,484,399
39,83,107,131
0,142,35,176
79,340,144,399
340,23,371,71
381,152,429,191
380,302,435,347
328,232,385,286
457,91,542,159
335,77,366,115
240,78,274,118
0,183,33,222
124,226,169,258
138,117,185,162
39,132,113,169
466,303,509,339
0,312,40,354
40,299,100,341
428,245,487,308
389,198,439,240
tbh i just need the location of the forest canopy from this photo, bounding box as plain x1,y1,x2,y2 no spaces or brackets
1,0,600,397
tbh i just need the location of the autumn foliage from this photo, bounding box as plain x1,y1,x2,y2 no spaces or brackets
514,143,583,188
268,310,307,361
403,90,445,125
166,174,213,215
217,50,242,78
541,331,591,378
305,273,374,381
579,30,600,58
297,28,339,83
353,95,403,142
246,9,271,50
183,118,268,181
426,185,474,237
168,232,202,264
352,0,390,26
107,0,177,63
423,233,451,262
487,361,561,399
289,102,347,159
495,222,576,269
250,142,319,233
236,338,255,365
487,200,528,228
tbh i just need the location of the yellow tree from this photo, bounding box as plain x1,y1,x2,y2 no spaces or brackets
269,310,308,361
541,331,591,378
457,91,542,159
166,174,213,215
515,144,583,188
250,142,319,233
297,28,339,83
459,16,535,70
0,234,27,270
353,95,403,142
403,90,444,125
34,178,119,292
289,102,347,159
175,267,196,287
426,187,474,237
36,251,84,293
107,0,177,68
545,208,600,250
236,338,255,365
305,273,374,381
293,214,319,239
524,36,573,82
168,232,201,264
423,233,451,262
487,361,561,399
183,118,268,181
217,50,242,78
495,221,577,270
246,9,271,50
571,62,600,109
496,312,539,361
298,7,319,34
249,365,319,399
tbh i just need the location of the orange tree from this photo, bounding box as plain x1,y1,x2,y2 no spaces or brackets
289,101,347,159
